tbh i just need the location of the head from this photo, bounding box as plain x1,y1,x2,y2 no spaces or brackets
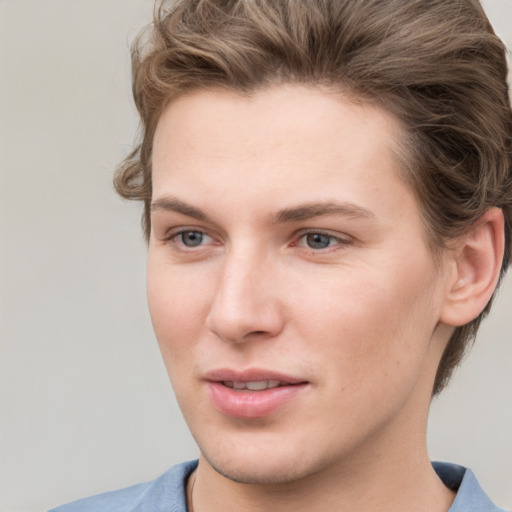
115,0,512,396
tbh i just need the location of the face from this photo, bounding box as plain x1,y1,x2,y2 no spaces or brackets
148,85,452,484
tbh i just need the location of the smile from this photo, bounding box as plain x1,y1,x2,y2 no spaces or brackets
222,380,284,391
205,369,309,419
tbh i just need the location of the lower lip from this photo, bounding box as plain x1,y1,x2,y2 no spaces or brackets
207,382,308,419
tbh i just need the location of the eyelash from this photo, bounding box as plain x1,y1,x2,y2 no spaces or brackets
164,228,352,254
165,229,216,251
292,230,353,254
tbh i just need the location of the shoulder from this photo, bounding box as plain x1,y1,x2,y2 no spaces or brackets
47,460,198,512
433,461,508,512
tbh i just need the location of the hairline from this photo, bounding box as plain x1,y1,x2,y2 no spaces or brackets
148,81,450,269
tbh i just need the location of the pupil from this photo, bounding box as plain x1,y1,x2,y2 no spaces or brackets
181,231,203,247
306,233,330,249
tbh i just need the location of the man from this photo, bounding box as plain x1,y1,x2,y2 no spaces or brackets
50,0,511,510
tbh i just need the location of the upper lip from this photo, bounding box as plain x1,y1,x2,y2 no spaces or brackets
204,368,308,385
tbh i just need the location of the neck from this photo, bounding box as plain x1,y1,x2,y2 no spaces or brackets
188,436,455,512
189,389,454,510
188,327,455,512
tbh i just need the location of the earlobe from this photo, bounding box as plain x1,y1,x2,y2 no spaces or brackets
440,208,505,327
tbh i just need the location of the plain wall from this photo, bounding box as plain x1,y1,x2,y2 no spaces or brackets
1,1,511,511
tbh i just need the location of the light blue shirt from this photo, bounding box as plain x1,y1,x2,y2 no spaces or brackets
48,460,508,511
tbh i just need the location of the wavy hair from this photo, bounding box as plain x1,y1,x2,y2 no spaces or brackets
115,0,512,395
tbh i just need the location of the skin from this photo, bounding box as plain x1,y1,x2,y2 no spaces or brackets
147,85,461,512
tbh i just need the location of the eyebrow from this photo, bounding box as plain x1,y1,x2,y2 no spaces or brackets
151,197,209,221
151,196,376,224
273,202,376,223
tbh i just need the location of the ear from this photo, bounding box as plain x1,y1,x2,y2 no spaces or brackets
440,208,505,327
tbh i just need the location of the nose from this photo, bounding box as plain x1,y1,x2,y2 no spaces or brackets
205,252,285,343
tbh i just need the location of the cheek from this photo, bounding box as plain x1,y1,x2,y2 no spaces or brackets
293,261,439,385
146,259,212,363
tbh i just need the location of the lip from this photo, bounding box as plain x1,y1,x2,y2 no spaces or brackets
204,368,307,385
204,368,309,419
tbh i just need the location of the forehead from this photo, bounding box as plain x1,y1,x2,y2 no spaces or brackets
152,85,407,198
151,84,437,264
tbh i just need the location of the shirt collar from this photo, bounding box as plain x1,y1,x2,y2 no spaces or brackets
433,461,506,512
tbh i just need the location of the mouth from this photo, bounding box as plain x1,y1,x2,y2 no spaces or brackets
205,369,309,419
221,380,293,391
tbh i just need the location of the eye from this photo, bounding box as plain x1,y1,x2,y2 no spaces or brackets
178,230,207,247
169,229,214,249
303,233,335,249
295,231,351,252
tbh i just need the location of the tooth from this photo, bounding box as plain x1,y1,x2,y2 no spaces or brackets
227,380,286,391
245,381,269,391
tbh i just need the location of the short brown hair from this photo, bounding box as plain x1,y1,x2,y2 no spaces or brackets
115,0,512,395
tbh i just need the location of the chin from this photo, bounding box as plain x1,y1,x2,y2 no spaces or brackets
205,454,317,485
197,434,339,485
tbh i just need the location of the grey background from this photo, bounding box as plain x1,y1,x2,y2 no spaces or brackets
0,1,511,511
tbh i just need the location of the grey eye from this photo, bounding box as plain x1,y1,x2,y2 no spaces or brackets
180,231,204,247
305,233,333,249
